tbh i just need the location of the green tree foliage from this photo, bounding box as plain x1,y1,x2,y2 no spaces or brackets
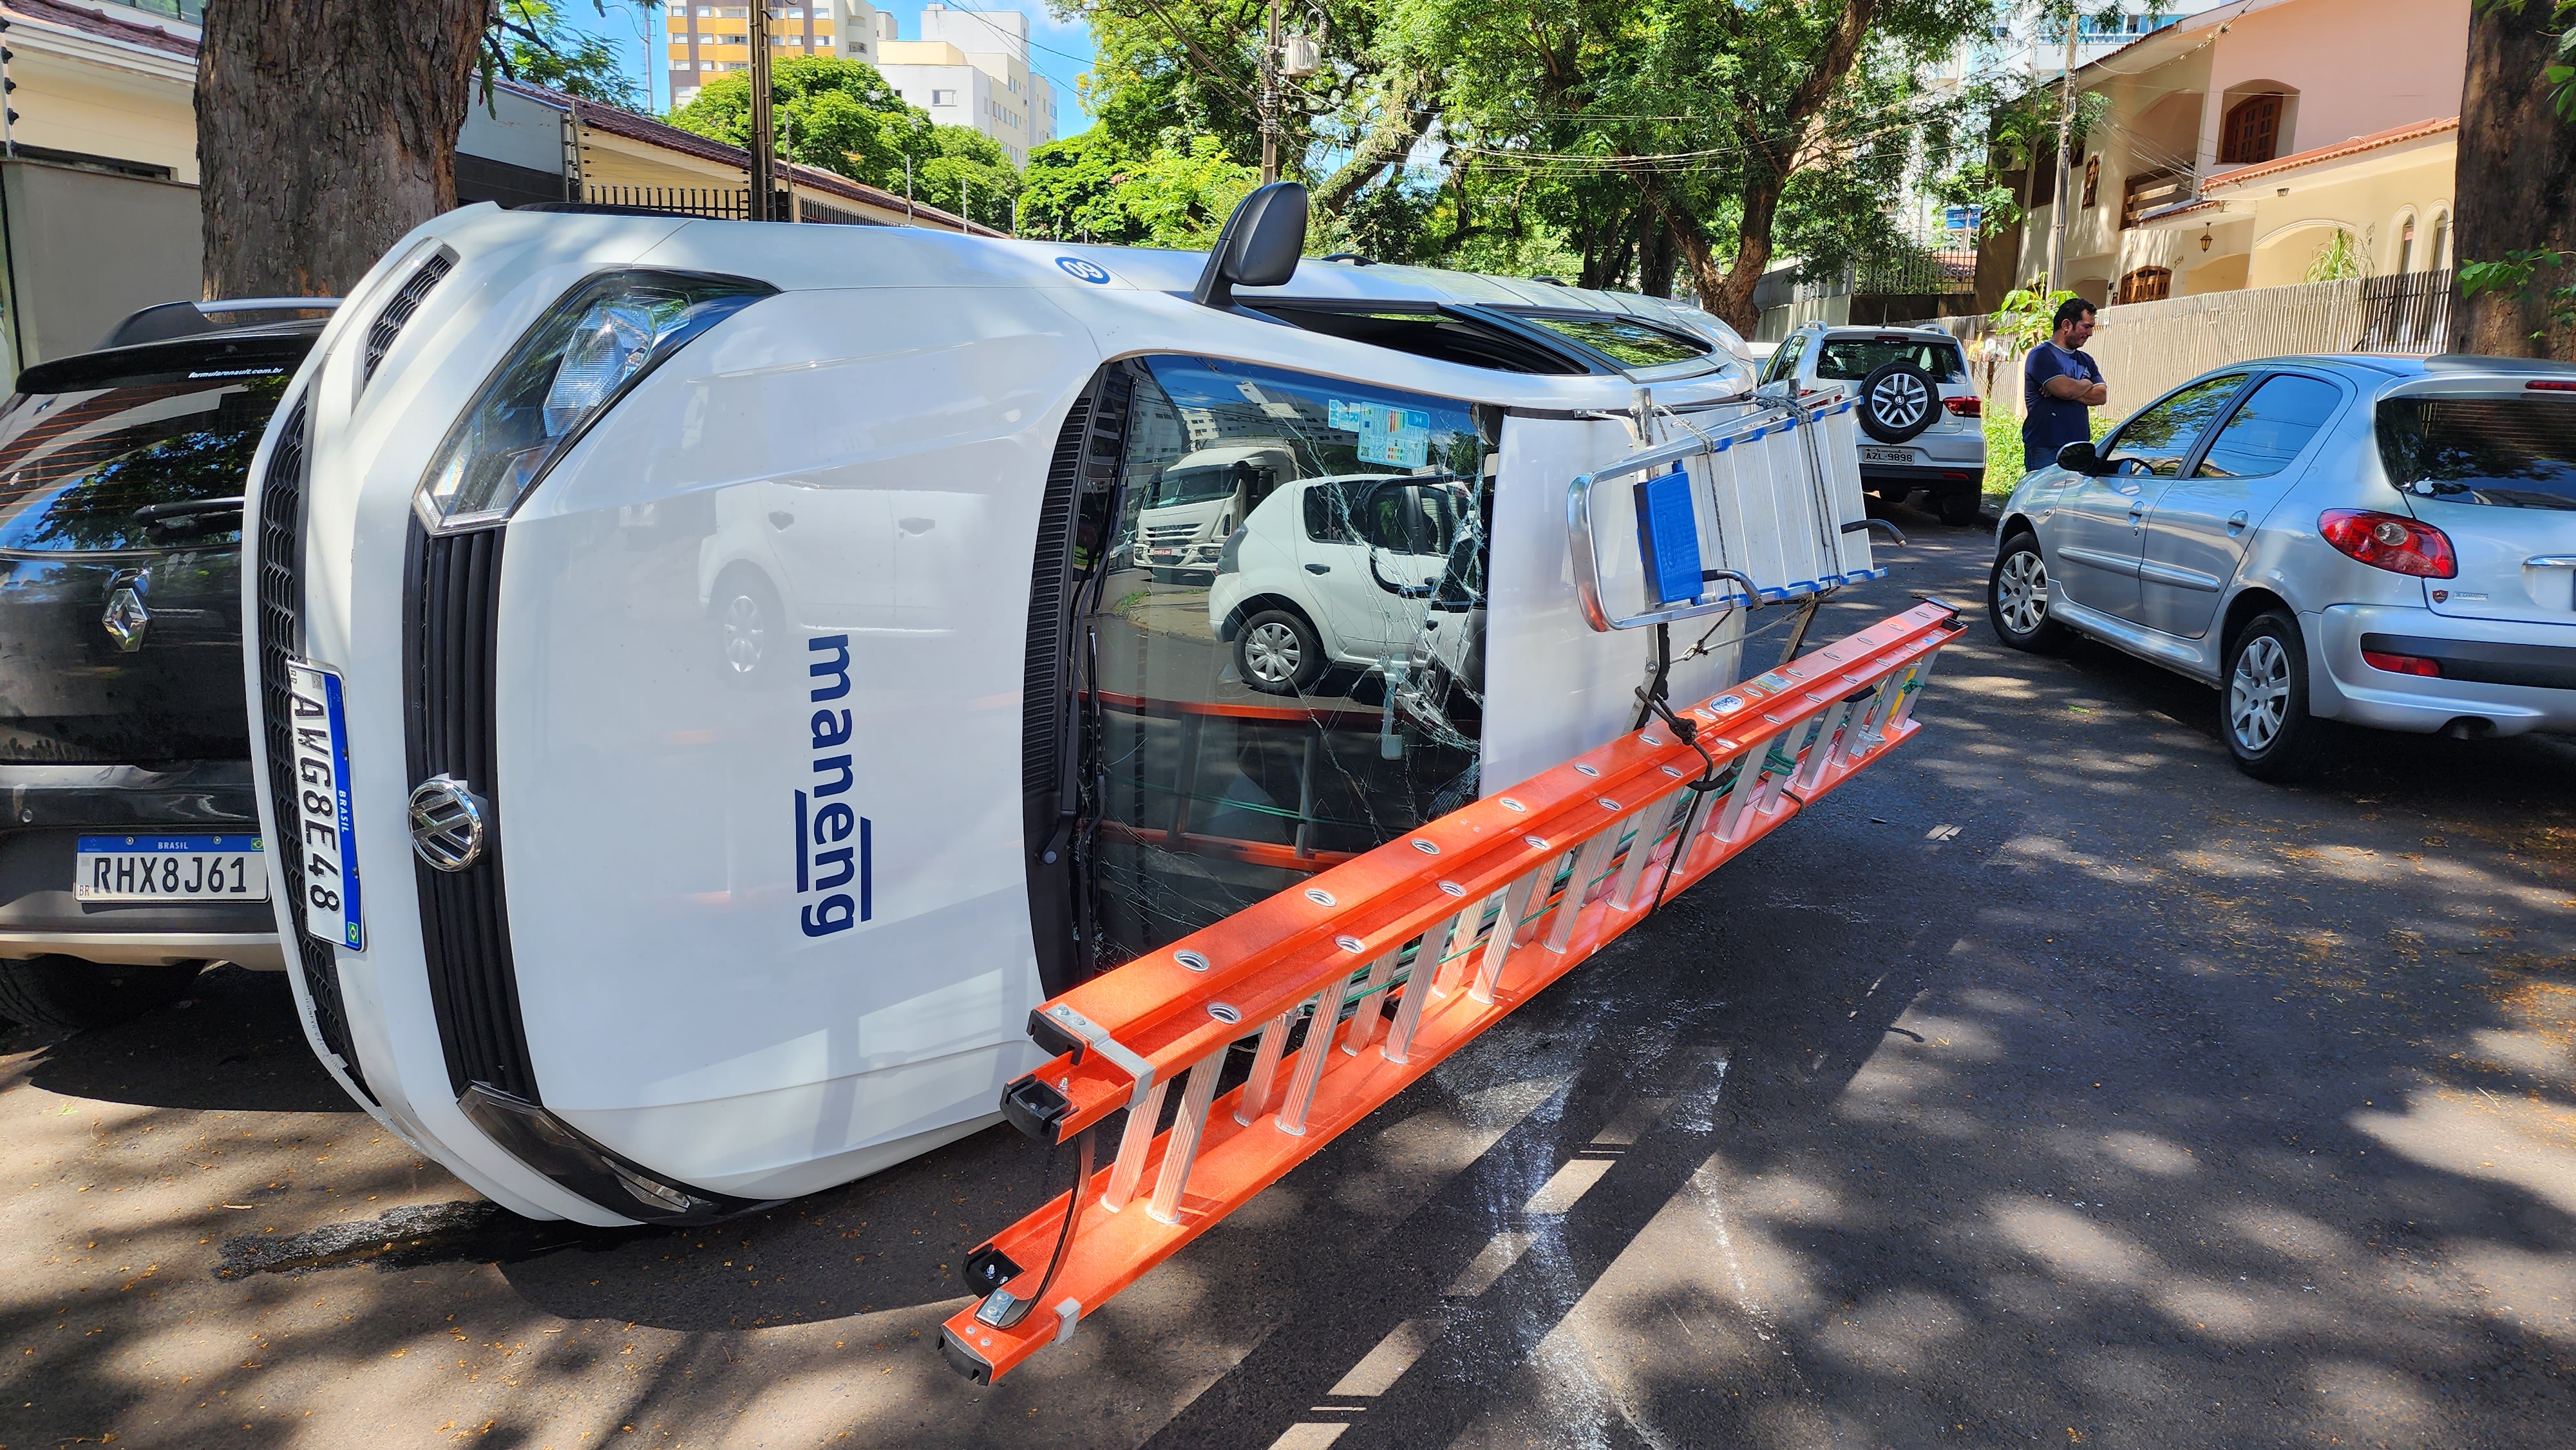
488,1,644,112
1019,129,1258,247
667,54,1022,222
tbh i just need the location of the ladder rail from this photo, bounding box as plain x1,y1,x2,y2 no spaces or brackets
942,601,1966,1384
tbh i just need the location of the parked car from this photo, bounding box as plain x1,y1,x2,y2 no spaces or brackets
1764,322,1985,523
0,301,328,1026
1987,353,2576,780
1208,473,1486,726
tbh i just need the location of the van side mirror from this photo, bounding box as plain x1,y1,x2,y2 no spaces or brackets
1192,182,1309,311
2055,439,2105,475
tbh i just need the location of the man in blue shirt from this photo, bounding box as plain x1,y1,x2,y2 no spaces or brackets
2022,297,2107,471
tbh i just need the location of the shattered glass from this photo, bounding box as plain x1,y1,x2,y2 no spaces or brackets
1075,357,1495,971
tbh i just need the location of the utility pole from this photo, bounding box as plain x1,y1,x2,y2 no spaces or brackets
748,1,775,221
2045,11,2079,294
1260,0,1280,184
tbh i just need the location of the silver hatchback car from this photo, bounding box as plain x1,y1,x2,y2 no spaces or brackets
1987,354,2576,780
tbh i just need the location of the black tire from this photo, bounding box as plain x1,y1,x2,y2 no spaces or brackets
711,566,785,688
0,956,202,1030
1938,484,1985,526
1234,607,1325,695
1987,532,2072,654
1857,361,1940,444
2222,610,2333,782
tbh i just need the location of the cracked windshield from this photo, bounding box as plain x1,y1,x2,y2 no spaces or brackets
1081,356,1492,968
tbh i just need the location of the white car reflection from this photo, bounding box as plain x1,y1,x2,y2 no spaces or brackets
1208,473,1484,717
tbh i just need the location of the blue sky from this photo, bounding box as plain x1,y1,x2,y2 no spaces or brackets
558,1,1099,134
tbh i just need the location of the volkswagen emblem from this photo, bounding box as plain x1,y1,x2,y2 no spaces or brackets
408,774,489,872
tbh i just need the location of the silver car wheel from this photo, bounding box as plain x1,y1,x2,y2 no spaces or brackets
722,591,766,673
1996,549,2050,636
1870,372,1930,430
2230,634,2290,753
1244,620,1303,684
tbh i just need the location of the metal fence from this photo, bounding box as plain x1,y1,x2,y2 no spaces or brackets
1913,270,2455,421
581,185,753,219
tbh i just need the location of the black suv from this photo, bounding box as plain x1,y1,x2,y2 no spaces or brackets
0,302,328,1028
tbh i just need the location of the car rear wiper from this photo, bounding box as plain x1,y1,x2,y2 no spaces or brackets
133,496,246,536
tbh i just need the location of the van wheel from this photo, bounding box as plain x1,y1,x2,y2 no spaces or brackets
0,956,202,1030
1235,608,1323,695
2224,610,2332,782
1987,532,2070,654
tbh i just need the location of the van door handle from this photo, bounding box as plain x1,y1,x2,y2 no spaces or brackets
1304,563,1331,574
2126,504,2146,525
2226,509,2250,534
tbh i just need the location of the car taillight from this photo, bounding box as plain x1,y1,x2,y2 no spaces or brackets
2527,379,2576,393
1942,395,1982,418
2361,649,2442,677
2318,509,2456,578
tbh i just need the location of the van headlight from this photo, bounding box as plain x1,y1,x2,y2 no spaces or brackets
413,269,775,533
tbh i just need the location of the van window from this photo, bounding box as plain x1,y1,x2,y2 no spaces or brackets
1077,357,1492,968
1814,336,1965,383
1506,313,1708,368
2378,395,2576,510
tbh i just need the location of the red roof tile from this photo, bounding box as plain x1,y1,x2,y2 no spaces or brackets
2201,117,2461,193
2,0,196,59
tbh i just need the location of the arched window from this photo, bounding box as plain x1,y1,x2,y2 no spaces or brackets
2119,267,2173,304
2221,95,2282,164
2395,214,2417,274
2428,209,2452,271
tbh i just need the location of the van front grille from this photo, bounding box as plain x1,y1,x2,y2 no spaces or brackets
404,524,540,1101
252,393,374,1104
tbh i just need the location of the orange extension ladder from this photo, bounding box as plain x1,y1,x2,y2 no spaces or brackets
938,599,1967,1383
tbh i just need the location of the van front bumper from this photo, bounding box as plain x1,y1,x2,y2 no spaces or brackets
2310,605,2576,735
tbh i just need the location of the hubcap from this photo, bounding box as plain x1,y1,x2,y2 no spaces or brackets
1244,621,1302,684
1996,549,2050,636
2230,634,2291,752
722,592,766,673
1871,372,1930,429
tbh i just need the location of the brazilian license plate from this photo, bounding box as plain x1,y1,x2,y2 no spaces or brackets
285,660,365,950
73,835,269,902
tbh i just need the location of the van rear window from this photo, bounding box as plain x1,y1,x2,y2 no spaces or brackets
1815,337,1965,382
2377,397,2576,511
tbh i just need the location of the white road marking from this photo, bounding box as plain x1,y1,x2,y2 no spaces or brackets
1444,1230,1537,1297
1327,1318,1444,1397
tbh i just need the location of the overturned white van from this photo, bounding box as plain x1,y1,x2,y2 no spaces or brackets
245,185,1891,1225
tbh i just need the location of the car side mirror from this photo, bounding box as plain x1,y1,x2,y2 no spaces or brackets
2056,439,2105,475
1192,182,1309,311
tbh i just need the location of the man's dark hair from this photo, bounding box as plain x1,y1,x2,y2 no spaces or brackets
2052,297,2096,330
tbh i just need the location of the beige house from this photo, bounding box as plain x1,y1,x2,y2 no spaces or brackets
1993,0,2467,306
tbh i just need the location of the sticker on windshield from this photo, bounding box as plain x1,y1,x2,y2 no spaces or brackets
1337,402,1432,469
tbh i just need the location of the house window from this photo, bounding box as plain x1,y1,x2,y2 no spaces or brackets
2396,216,2417,273
933,89,956,105
2118,267,2172,304
2221,95,2282,165
2082,156,2099,209
697,59,715,70
2429,210,2452,270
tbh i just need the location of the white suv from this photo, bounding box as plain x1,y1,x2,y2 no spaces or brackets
1765,323,1985,523
1208,473,1483,715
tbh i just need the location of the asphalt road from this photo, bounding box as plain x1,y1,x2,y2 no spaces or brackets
5,507,2573,1449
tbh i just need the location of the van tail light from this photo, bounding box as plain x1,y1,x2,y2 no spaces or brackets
2361,649,2442,677
2318,509,2456,578
1942,395,1982,418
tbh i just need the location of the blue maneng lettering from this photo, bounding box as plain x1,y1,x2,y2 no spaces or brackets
794,634,871,936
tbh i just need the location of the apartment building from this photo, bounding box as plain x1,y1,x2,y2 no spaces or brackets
670,1,898,108
1984,0,2467,306
876,5,1057,167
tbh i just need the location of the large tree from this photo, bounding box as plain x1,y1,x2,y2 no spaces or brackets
2454,0,2576,358
197,1,488,299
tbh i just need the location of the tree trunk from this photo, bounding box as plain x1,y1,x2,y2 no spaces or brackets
2452,0,2576,359
197,1,488,299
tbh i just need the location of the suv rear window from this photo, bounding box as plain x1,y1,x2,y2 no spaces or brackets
0,372,289,551
2377,397,2576,510
1508,314,1708,368
1815,336,1965,383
